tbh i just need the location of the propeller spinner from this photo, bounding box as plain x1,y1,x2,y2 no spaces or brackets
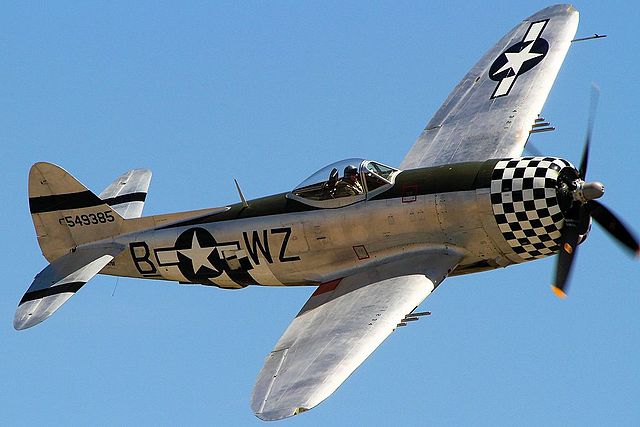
551,88,639,298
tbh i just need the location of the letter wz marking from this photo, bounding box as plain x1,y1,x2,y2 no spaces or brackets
271,227,301,262
243,230,273,265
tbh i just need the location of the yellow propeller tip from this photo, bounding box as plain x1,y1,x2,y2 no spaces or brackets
551,285,567,299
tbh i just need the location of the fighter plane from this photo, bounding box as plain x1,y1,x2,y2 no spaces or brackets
15,4,638,421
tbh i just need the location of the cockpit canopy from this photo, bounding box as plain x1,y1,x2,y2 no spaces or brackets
289,158,399,208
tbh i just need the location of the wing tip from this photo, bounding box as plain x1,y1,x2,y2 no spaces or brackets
253,407,308,422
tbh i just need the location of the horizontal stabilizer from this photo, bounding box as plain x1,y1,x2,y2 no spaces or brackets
99,169,152,219
14,243,125,330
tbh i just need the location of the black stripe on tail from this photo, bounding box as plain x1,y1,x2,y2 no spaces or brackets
29,191,103,214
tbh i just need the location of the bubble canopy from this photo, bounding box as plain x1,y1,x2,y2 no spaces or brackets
290,158,399,207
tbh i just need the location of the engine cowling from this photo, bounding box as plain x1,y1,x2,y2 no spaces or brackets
488,156,584,261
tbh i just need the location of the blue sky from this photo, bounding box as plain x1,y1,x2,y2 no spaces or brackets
2,2,638,425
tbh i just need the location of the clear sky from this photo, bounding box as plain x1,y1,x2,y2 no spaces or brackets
2,2,638,425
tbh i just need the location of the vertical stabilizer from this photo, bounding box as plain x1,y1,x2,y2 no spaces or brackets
29,162,125,261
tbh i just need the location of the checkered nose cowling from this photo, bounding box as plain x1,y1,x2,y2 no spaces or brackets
490,157,575,261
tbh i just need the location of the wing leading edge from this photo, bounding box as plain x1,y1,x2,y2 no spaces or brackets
401,4,579,170
251,250,463,420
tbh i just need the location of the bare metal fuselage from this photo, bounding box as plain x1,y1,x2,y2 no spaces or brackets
102,159,543,289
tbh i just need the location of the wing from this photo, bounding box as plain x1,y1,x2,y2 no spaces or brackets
401,4,579,170
251,250,463,420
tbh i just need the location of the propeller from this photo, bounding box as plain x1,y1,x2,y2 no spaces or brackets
551,87,639,298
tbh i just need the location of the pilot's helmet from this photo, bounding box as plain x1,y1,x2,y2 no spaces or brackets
344,165,358,176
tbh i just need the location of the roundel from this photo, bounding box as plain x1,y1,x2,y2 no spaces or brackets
489,38,549,82
174,227,225,282
488,19,550,99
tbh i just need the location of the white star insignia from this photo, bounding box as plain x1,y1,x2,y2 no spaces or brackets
495,41,543,76
178,233,218,273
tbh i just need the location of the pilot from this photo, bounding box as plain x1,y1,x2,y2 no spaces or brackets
333,165,363,197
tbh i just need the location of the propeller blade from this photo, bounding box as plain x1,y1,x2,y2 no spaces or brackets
552,216,582,298
579,136,590,181
579,85,599,179
588,200,640,256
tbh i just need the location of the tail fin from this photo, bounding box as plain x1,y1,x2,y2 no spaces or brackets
98,168,152,219
29,162,125,261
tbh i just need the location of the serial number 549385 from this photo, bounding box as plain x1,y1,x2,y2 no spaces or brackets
59,211,115,227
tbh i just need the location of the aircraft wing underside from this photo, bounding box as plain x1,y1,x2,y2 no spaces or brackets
401,4,578,170
251,250,463,420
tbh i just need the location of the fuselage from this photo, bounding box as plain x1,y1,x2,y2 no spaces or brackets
102,157,576,289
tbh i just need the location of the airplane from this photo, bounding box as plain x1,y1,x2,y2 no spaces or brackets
14,4,638,421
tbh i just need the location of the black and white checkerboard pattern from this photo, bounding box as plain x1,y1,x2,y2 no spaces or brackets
490,157,574,261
